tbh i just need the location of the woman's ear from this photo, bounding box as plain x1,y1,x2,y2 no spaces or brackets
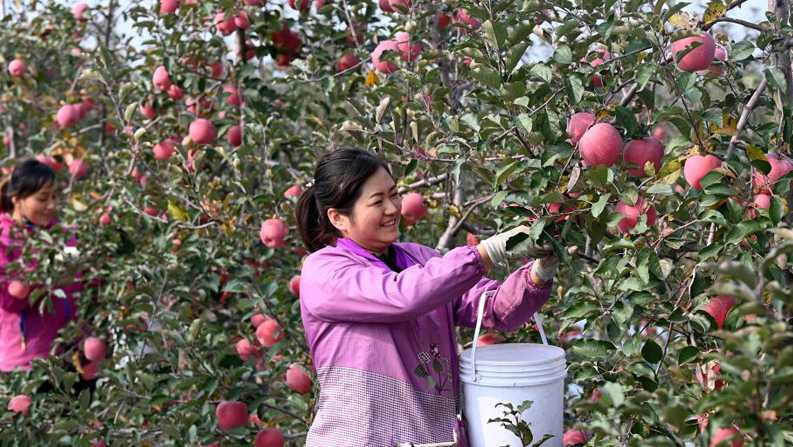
327,208,350,236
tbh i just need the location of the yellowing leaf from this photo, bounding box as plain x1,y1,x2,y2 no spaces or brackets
669,13,694,30
746,145,768,161
703,0,727,24
686,146,701,157
167,200,189,222
365,70,379,87
71,197,88,212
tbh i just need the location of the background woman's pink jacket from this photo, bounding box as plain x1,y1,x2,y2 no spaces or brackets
0,213,84,372
299,241,552,447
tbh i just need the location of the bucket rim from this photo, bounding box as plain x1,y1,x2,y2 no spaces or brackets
459,371,567,387
461,343,565,366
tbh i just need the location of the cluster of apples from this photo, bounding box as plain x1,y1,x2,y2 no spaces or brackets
214,400,285,446
750,153,793,213
54,97,96,130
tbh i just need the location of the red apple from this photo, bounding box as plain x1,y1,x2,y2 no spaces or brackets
672,33,716,72
152,65,172,91
753,194,771,210
99,212,111,226
69,159,89,179
7,395,32,416
167,84,184,100
684,154,722,190
36,155,63,172
466,232,480,246
337,53,360,72
401,192,427,223
251,313,267,328
256,318,284,347
235,339,259,361
477,332,504,346
710,427,743,447
394,31,421,62
578,123,623,167
153,139,176,160
260,218,288,248
285,363,312,394
562,429,589,446
8,281,29,299
83,337,107,361
623,137,664,176
255,429,285,447
566,112,595,145
234,11,250,29
283,184,303,199
615,198,657,233
214,12,237,35
753,153,793,193
437,12,451,30
81,360,100,380
159,0,179,15
223,85,242,107
140,102,157,120
288,0,309,11
55,104,80,129
703,295,735,329
227,125,242,147
372,40,400,74
652,124,668,142
189,119,217,145
378,0,394,12
72,3,88,20
8,59,26,77
288,275,300,297
215,401,248,431
454,9,480,29
702,45,728,76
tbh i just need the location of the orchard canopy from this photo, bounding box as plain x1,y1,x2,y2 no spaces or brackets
1,0,793,444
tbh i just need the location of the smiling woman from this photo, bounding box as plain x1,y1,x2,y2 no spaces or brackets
294,149,560,447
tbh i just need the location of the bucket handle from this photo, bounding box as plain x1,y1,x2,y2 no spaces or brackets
470,290,549,383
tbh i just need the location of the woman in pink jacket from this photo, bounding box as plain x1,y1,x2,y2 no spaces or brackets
0,159,85,373
296,149,559,447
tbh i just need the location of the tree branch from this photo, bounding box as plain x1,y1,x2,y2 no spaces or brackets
703,17,767,32
726,78,768,158
435,169,464,250
397,173,448,194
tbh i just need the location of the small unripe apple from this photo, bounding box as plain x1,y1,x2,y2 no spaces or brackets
7,394,32,416
152,65,172,91
683,154,721,190
215,401,248,431
623,137,664,176
255,429,285,447
672,33,716,72
566,112,595,145
8,281,29,299
8,59,26,77
189,119,217,145
83,337,107,361
578,123,623,167
260,218,288,248
256,318,284,347
285,363,312,394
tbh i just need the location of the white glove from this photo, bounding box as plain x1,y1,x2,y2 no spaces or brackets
531,255,559,284
480,225,553,267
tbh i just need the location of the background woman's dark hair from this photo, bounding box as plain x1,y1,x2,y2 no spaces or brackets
0,159,56,213
296,149,392,252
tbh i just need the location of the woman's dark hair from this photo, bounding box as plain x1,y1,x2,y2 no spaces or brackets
0,159,56,213
297,149,392,252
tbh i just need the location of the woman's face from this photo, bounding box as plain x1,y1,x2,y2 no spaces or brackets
329,167,402,254
12,182,58,227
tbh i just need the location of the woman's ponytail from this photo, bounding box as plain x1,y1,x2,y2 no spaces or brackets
0,177,13,213
296,186,329,252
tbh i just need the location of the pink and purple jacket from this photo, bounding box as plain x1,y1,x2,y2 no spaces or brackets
0,213,84,372
299,237,553,447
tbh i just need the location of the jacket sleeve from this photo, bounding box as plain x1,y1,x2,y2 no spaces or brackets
453,261,553,331
301,246,487,324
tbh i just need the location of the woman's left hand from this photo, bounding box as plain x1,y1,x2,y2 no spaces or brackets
529,255,559,286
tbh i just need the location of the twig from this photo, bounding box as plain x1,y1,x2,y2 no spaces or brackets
397,173,448,194
726,78,768,158
435,169,464,250
703,17,767,32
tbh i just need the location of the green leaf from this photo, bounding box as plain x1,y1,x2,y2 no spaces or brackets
636,64,655,90
641,339,663,364
482,20,502,51
646,183,674,195
529,64,552,83
699,170,724,189
566,76,585,104
770,196,784,223
765,67,787,92
553,45,573,65
591,193,610,218
506,42,530,76
516,113,533,133
602,382,625,407
678,346,699,365
571,339,616,358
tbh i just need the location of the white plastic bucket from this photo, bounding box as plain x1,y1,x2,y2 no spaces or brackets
459,291,566,447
